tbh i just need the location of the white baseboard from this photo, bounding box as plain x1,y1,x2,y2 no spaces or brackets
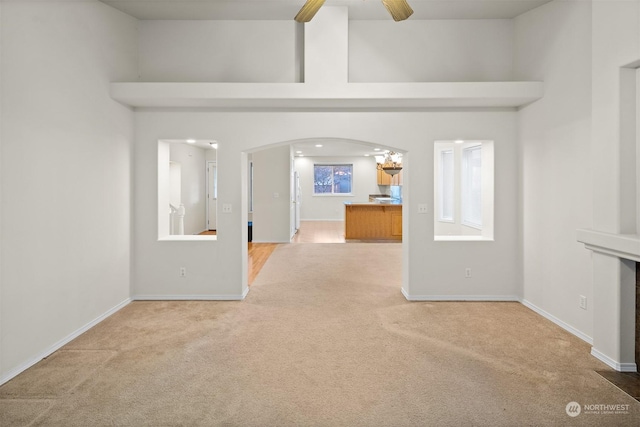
133,290,248,301
401,292,597,349
401,288,519,302
0,297,131,386
591,348,638,372
520,299,593,345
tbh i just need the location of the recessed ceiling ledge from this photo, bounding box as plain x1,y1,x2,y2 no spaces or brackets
109,81,543,109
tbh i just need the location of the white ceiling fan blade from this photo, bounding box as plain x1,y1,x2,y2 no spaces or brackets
381,0,414,22
294,0,326,23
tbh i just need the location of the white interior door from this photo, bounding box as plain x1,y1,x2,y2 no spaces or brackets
207,161,217,230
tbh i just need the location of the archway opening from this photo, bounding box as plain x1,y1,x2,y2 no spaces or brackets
242,137,407,289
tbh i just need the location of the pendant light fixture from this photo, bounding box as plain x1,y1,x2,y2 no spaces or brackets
375,151,403,176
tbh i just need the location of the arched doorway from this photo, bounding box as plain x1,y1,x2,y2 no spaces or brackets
243,137,407,289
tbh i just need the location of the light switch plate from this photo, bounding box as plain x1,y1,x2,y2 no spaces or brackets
418,204,428,214
579,295,587,310
222,203,232,213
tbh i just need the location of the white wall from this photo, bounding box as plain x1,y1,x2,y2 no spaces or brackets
349,20,513,82
134,110,519,301
294,155,380,220
305,7,348,84
589,0,640,367
139,20,300,82
0,1,137,381
169,143,207,235
514,1,594,337
137,18,512,84
252,145,292,242
0,0,4,377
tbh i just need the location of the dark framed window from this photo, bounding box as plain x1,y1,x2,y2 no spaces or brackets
313,164,353,194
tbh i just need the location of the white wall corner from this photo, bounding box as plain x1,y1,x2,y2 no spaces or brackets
0,298,131,386
520,299,593,345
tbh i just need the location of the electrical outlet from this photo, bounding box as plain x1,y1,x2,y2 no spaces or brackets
180,267,186,278
579,295,587,310
465,268,472,278
418,204,428,214
222,203,232,213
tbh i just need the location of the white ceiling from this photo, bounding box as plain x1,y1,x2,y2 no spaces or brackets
100,0,552,20
291,138,396,158
163,139,218,150
164,138,385,157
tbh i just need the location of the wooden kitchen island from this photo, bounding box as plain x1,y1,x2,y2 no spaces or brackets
344,202,402,241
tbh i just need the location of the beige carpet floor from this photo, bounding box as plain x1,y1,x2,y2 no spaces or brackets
1,243,639,426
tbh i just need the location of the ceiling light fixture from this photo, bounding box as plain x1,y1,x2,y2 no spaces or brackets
315,144,323,148
375,151,403,176
295,0,413,23
186,139,196,144
455,139,464,144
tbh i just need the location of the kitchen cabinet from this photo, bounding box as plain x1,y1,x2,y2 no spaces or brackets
377,169,403,186
377,169,392,185
344,203,402,241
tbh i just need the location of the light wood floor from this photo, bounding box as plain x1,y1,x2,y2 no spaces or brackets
248,221,345,284
291,220,345,243
248,243,278,285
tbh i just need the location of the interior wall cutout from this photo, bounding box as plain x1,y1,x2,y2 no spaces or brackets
247,137,407,242
434,140,494,241
158,140,218,240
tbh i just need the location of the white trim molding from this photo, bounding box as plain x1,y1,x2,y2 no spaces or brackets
591,348,638,373
401,288,519,302
133,289,249,301
0,298,131,386
520,299,594,345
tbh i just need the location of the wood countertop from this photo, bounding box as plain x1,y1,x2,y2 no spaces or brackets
344,201,402,206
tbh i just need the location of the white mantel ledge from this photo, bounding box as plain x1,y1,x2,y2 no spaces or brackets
577,229,640,262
